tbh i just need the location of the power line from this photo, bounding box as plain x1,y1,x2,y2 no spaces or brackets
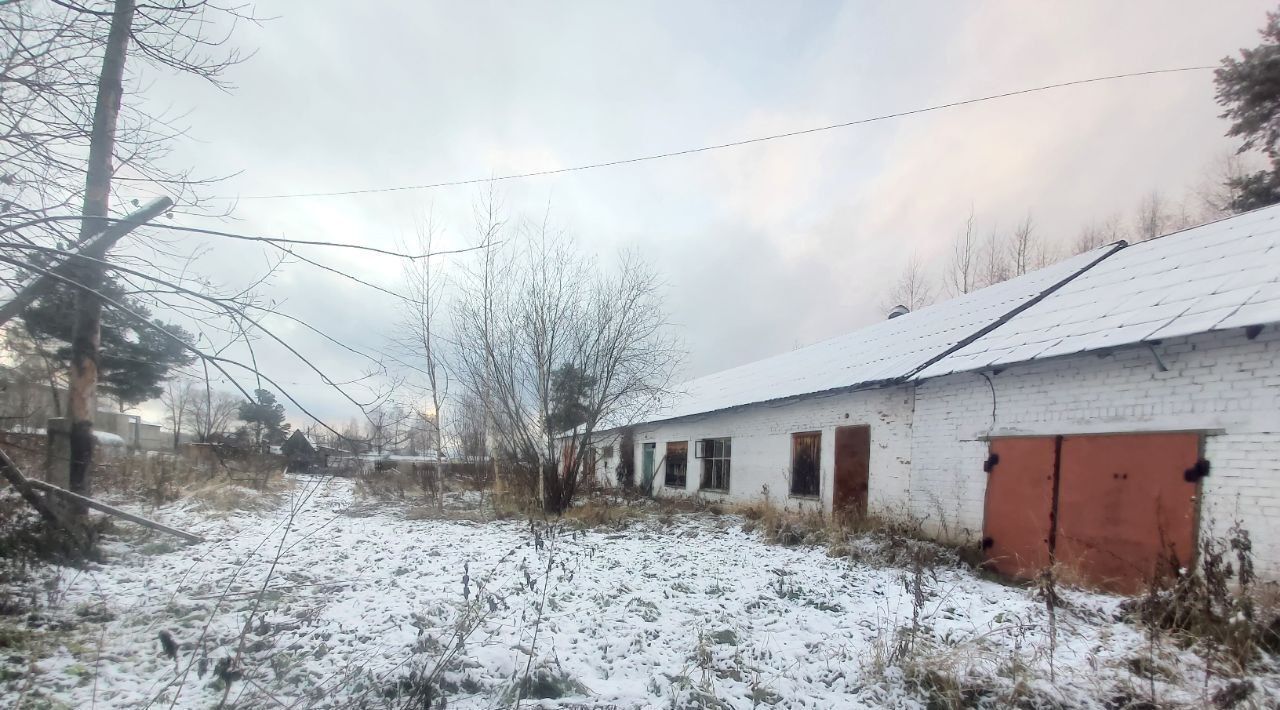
222,65,1214,202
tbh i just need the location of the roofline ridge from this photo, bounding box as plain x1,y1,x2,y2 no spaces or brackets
903,240,1128,383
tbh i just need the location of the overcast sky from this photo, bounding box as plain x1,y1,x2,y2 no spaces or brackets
118,0,1272,427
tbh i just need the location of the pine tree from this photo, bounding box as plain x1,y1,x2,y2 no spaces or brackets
1215,10,1280,212
547,364,594,435
236,389,291,449
21,278,196,409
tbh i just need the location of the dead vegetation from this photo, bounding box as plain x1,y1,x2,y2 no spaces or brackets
5,459,1278,709
1118,522,1280,707
77,451,290,517
737,500,977,571
353,467,726,532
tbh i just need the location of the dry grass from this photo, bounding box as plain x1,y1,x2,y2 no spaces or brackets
734,500,971,571
1123,523,1280,678
90,450,287,511
184,475,294,514
559,497,644,530
352,469,744,534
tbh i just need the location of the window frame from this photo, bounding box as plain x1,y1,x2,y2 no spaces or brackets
698,437,732,492
664,441,688,488
790,431,822,498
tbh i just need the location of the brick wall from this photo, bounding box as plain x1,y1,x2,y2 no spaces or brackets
910,327,1280,577
629,385,915,513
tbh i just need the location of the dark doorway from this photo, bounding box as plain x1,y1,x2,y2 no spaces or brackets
833,425,871,516
664,441,687,489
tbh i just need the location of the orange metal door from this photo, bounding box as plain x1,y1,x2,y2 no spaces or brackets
1055,433,1200,593
982,437,1057,580
833,425,871,516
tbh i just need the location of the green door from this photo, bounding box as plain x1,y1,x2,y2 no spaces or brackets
641,443,655,490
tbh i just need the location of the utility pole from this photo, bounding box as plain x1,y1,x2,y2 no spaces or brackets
0,198,173,329
68,0,137,500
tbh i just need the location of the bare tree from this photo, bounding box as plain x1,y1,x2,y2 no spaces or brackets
451,391,492,505
160,377,195,449
1073,213,1127,254
1134,191,1171,241
453,198,680,513
191,390,238,444
885,252,934,311
338,418,364,455
977,225,1011,288
1007,214,1041,276
364,404,415,456
946,208,978,296
1135,189,1205,242
1196,152,1263,218
397,210,450,506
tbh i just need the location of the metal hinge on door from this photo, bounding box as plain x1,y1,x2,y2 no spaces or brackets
1183,458,1210,482
983,453,999,473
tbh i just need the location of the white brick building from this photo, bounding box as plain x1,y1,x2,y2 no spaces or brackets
594,204,1280,587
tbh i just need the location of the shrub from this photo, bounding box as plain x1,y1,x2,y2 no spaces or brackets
1122,522,1277,673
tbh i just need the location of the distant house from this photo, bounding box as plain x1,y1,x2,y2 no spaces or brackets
0,375,180,452
282,430,327,471
588,205,1280,590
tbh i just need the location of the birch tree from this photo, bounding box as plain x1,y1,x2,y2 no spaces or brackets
1007,214,1039,276
397,211,450,507
160,377,195,450
946,208,978,296
885,252,934,312
453,200,679,514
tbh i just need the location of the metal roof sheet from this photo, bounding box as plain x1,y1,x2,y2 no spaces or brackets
917,204,1280,379
644,246,1112,423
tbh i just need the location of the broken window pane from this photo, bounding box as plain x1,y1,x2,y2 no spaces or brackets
791,431,821,497
699,437,732,491
665,441,687,488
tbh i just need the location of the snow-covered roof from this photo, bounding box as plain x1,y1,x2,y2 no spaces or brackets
635,205,1280,427
94,431,126,447
644,246,1116,423
6,427,127,447
918,204,1280,379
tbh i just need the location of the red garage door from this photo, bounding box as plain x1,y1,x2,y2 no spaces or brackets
983,432,1202,593
1056,433,1201,594
981,437,1057,580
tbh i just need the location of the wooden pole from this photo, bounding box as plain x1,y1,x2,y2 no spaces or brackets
68,0,137,502
26,479,204,544
0,197,173,329
0,447,89,551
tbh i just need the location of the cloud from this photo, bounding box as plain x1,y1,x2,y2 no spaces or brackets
117,0,1275,428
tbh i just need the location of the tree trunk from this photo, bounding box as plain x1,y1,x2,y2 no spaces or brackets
68,0,136,499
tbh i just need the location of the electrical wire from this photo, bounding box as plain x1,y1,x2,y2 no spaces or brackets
219,65,1214,202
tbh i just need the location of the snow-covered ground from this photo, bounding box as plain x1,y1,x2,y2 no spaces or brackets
2,475,1276,709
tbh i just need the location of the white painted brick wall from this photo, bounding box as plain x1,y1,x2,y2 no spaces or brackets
629,385,915,514
910,327,1280,578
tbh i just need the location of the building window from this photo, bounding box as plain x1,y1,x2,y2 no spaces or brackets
697,438,732,491
601,445,614,459
665,441,687,488
790,431,821,497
